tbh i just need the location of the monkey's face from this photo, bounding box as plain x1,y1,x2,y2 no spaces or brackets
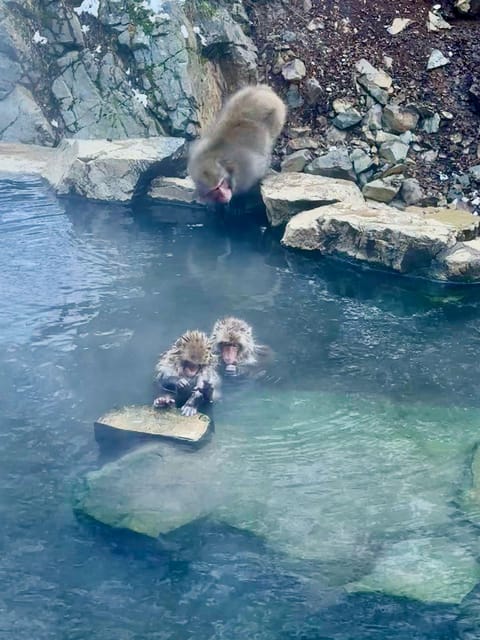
182,360,201,377
195,164,233,204
221,344,239,365
205,177,232,204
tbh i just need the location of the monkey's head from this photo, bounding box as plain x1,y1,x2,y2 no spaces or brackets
172,330,216,373
195,163,233,204
188,147,233,204
210,317,257,365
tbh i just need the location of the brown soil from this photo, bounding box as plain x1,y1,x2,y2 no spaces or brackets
244,0,480,208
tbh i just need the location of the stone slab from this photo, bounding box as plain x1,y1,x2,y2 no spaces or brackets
95,405,211,444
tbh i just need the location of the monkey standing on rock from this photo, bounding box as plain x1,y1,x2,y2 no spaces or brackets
187,85,287,205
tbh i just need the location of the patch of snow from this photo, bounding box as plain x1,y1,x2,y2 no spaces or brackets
143,0,164,12
74,0,100,17
193,26,206,46
33,31,48,45
181,24,189,39
51,119,59,128
81,24,90,34
132,88,148,108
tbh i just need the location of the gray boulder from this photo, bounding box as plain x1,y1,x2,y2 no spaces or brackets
0,0,258,143
305,149,356,182
281,149,313,173
281,203,480,279
362,178,401,203
261,172,365,226
401,178,424,205
56,137,186,201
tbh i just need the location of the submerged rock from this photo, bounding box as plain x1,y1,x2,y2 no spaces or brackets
74,443,229,537
347,537,480,604
76,388,480,592
459,444,480,527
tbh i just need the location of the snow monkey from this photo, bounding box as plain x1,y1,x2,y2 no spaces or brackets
153,330,220,417
187,85,287,204
210,317,273,381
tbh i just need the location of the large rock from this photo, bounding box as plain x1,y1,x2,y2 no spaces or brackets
347,537,480,604
75,443,229,537
261,172,365,226
439,238,480,282
0,142,59,179
0,0,257,143
0,85,55,146
55,137,186,201
75,388,480,589
281,203,480,279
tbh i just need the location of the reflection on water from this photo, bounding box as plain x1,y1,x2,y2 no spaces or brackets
1,175,480,639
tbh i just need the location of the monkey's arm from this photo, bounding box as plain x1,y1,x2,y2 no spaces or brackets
180,388,204,417
159,375,194,393
154,374,197,410
180,376,218,416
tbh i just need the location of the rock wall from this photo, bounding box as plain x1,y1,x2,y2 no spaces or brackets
0,0,257,146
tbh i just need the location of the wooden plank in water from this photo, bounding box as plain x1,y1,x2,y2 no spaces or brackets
94,405,211,444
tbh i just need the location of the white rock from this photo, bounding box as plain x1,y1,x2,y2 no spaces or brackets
386,18,413,35
427,49,450,70
427,11,452,31
355,59,392,89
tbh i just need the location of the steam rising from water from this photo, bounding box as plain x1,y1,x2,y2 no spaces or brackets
2,176,480,639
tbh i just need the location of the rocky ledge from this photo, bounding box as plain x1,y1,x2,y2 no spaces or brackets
263,172,480,283
0,137,186,201
3,142,480,283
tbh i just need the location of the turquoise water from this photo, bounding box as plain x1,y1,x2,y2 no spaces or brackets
2,175,480,639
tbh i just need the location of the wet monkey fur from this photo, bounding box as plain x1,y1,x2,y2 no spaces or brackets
187,85,287,204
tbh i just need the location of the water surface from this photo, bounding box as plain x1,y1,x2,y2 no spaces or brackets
1,175,480,639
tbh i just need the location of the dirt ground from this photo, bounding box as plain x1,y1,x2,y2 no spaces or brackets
244,0,480,205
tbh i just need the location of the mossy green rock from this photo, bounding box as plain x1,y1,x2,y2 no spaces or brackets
76,390,480,592
74,444,228,537
346,537,480,604
459,446,480,526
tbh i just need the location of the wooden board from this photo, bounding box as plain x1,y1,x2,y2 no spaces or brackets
94,405,211,444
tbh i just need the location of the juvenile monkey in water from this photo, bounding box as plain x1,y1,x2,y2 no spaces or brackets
153,330,220,416
210,316,274,381
188,85,287,204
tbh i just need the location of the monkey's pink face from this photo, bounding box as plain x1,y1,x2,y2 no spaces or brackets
221,344,239,365
201,178,232,204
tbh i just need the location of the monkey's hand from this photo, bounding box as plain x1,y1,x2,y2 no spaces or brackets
181,388,203,417
153,396,175,409
224,364,238,377
181,404,198,417
201,381,214,402
176,377,193,390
